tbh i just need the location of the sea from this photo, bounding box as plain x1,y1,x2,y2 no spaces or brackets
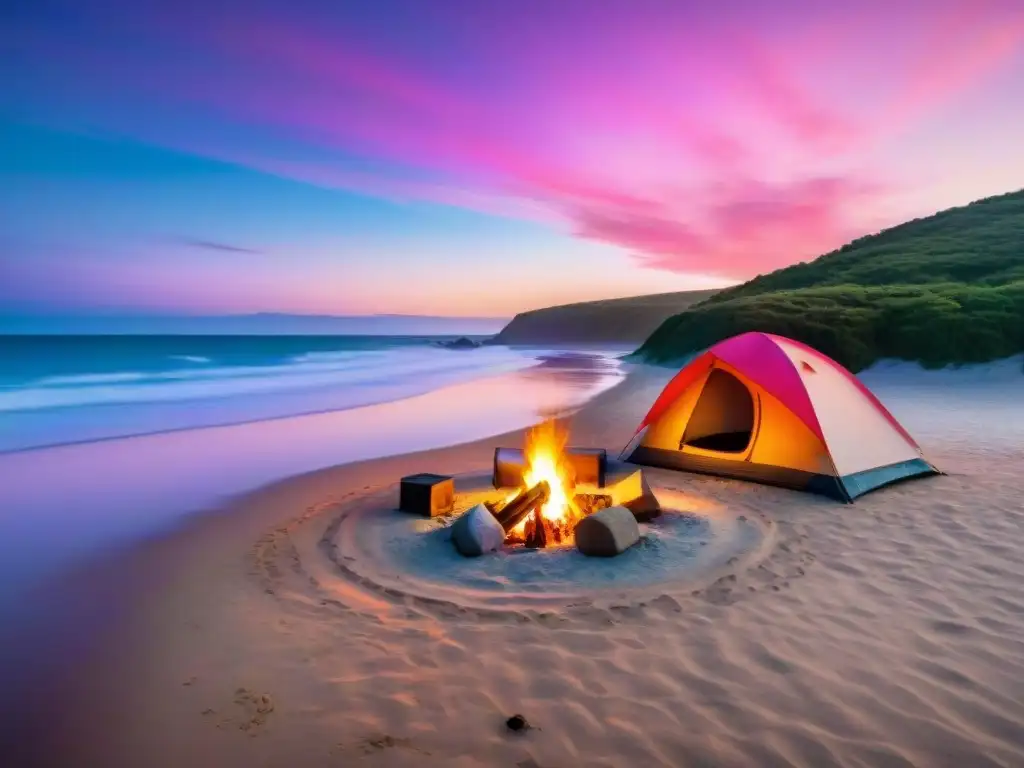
0,335,626,452
0,334,629,610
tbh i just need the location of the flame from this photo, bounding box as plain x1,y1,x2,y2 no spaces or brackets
505,419,581,541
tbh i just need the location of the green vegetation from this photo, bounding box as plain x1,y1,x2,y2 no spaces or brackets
634,189,1024,371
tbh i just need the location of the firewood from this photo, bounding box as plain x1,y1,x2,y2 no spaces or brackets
573,492,613,517
494,487,527,527
525,508,549,549
496,481,550,532
484,497,508,517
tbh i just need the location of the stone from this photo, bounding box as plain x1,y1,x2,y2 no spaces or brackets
574,505,640,557
451,503,505,557
399,473,454,517
435,336,481,349
505,713,530,732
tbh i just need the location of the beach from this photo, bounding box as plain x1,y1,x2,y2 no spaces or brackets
5,359,1024,767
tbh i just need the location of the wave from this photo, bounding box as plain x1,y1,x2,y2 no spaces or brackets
0,346,625,453
1,347,530,413
32,371,151,386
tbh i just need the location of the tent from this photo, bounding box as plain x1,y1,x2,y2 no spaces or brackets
621,332,938,501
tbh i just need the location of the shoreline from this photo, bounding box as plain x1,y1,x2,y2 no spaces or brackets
0,352,631,614
7,362,1024,767
0,345,632,455
0,362,615,457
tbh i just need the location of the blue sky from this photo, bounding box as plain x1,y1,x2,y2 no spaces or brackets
1,121,720,317
2,0,1022,318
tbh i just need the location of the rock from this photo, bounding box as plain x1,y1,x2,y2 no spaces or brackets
451,503,505,557
506,713,530,732
435,336,480,349
575,505,640,557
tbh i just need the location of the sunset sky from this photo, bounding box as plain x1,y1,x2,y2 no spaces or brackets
2,0,1023,318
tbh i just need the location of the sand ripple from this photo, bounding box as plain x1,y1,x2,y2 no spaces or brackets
238,460,1024,768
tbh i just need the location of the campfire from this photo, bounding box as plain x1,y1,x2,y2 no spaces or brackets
487,420,612,549
401,418,661,557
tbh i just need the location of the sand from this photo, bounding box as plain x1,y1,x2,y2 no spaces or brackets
14,364,1024,768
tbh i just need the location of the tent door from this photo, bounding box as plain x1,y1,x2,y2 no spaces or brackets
679,367,758,459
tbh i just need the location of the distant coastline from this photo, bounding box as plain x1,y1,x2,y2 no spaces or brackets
490,289,720,345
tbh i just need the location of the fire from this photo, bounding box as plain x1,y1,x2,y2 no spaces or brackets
507,419,583,544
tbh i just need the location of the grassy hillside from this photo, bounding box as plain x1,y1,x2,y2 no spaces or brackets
491,289,720,345
635,189,1024,371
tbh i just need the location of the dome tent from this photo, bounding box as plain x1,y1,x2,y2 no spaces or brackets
621,332,938,501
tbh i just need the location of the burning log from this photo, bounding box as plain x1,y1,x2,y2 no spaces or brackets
493,447,606,488
484,497,509,517
572,492,613,517
524,509,548,549
495,481,551,533
523,507,574,548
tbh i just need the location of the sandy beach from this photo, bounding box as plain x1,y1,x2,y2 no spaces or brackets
9,362,1024,768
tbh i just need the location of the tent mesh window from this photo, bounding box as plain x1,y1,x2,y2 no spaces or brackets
679,368,755,454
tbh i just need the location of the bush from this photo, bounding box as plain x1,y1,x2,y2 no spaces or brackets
635,282,1024,372
634,190,1024,371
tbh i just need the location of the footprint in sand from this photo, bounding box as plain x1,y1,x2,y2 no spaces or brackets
331,734,430,757
231,687,275,733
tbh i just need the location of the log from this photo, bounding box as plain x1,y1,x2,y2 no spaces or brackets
573,492,613,517
524,508,549,549
496,481,550,532
493,447,607,488
484,497,509,517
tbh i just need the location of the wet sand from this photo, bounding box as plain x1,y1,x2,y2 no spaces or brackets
8,363,1024,768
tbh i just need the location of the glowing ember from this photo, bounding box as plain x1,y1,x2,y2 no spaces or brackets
505,419,586,546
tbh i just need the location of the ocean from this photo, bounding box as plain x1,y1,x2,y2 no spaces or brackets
0,335,618,453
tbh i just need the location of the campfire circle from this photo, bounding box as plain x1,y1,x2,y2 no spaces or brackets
401,420,662,559
319,419,769,610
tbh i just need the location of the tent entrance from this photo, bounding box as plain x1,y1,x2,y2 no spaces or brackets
680,368,755,454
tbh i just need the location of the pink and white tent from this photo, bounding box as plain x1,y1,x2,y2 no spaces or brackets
621,332,938,501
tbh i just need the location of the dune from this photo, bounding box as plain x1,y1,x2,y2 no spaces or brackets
491,289,720,345
12,361,1024,768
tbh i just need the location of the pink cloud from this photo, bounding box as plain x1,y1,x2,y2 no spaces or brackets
572,207,708,259
726,36,864,155
882,3,1024,132
571,176,881,277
